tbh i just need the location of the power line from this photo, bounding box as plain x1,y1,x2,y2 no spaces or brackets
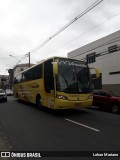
14,54,28,66
7,0,103,68
30,0,103,54
55,12,120,50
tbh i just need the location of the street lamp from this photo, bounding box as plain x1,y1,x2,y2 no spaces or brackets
26,52,30,67
9,55,21,63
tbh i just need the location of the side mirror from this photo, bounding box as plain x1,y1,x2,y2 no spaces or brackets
52,62,58,75
90,67,100,79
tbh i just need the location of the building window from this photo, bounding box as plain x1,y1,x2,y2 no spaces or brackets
20,68,24,72
109,71,120,75
86,52,96,64
108,45,118,53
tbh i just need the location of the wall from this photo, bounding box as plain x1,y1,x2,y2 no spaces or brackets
14,67,28,77
68,30,120,93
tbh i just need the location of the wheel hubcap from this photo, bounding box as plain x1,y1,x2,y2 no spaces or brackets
112,105,119,113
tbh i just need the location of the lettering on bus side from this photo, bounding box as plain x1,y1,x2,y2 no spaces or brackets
28,83,39,88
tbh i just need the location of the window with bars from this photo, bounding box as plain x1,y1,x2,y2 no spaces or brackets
86,52,96,64
108,45,118,53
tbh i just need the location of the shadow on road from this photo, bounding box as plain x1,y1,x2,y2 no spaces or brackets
15,99,90,118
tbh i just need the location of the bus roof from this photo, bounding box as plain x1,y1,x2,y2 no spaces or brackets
14,56,85,77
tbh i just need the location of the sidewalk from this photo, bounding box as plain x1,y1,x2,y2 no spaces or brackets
0,125,16,160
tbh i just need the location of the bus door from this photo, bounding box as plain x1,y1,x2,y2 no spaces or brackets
44,59,55,109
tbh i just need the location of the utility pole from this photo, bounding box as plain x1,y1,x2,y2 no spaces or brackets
28,52,30,67
26,52,30,67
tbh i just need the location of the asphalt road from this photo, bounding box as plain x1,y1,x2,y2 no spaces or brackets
0,96,120,159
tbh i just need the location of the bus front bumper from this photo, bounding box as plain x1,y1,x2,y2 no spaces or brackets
54,98,93,109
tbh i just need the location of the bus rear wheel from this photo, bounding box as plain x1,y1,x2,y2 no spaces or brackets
36,96,42,110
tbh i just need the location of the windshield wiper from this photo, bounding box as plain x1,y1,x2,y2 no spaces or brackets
61,74,69,87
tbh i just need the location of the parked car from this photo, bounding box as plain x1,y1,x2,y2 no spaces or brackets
0,89,7,102
93,90,120,114
5,89,13,96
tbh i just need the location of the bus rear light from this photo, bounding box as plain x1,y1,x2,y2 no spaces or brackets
55,95,68,100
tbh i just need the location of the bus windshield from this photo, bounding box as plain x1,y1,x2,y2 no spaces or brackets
56,59,92,93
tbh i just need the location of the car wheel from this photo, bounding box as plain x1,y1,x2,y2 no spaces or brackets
36,96,43,110
112,104,119,114
4,98,7,102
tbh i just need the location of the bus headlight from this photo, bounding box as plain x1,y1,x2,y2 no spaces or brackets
55,95,68,100
88,93,93,99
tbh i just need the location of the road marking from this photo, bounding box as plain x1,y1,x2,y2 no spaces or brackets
65,118,100,132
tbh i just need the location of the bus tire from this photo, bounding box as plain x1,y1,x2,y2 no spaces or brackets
36,95,42,110
16,93,18,98
16,92,20,101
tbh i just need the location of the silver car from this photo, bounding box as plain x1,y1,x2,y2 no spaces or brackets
0,89,7,102
5,89,13,96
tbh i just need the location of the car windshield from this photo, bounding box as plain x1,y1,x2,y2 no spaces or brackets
56,58,92,93
6,89,12,92
0,89,4,93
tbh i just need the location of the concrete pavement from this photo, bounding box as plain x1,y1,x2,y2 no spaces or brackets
0,100,16,160
0,96,120,159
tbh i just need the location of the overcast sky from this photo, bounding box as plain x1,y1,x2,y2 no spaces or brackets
0,0,120,75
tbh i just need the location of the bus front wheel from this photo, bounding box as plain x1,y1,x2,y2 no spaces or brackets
36,96,42,110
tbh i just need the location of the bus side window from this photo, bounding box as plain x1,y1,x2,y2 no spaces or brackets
23,72,31,81
23,64,42,81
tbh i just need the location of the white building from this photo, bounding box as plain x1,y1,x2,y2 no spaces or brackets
8,63,35,89
13,63,34,77
68,30,120,93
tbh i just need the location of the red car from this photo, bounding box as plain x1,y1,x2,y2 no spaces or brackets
93,90,120,114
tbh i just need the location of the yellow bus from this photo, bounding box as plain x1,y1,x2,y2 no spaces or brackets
13,57,99,110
